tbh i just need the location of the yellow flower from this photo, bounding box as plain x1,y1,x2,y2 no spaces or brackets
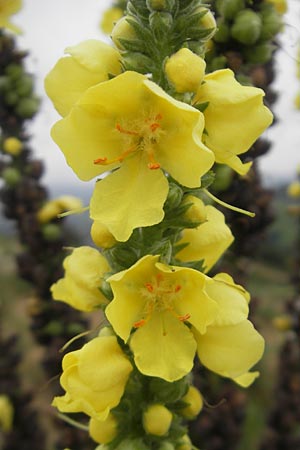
89,413,118,444
2,137,23,156
194,69,273,175
106,254,219,381
0,0,22,33
51,246,110,312
51,71,214,241
37,195,83,223
100,7,124,34
287,181,300,198
91,221,117,249
142,404,172,436
266,0,287,15
180,386,203,419
0,395,14,432
45,40,121,117
175,197,234,272
194,273,264,387
165,48,206,93
53,335,133,420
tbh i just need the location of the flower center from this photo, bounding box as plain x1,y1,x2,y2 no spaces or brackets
133,273,190,329
93,113,164,170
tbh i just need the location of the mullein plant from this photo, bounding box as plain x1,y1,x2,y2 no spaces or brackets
45,1,273,448
258,177,300,450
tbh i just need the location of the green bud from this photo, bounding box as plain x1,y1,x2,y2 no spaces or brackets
149,376,189,403
146,0,175,11
219,0,245,20
149,11,173,40
116,438,149,450
260,11,282,40
209,55,227,71
109,246,138,268
15,97,40,118
123,52,154,73
4,91,19,106
42,223,62,241
244,42,274,64
158,442,175,450
214,20,230,43
15,74,34,97
2,167,21,186
231,10,262,45
164,182,183,211
0,76,12,93
4,63,23,81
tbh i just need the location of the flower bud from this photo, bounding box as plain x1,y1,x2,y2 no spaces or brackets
2,167,21,186
231,10,262,45
272,315,292,331
165,48,206,93
158,442,175,450
260,9,282,40
146,0,175,11
0,76,11,93
41,223,62,241
244,43,274,64
0,395,14,432
266,0,287,15
3,137,23,156
89,413,118,444
100,7,124,34
37,201,61,224
143,404,172,436
287,181,300,198
91,221,117,249
15,96,40,118
176,435,192,450
149,11,173,40
164,182,183,211
218,0,245,20
180,386,203,419
111,16,137,50
15,74,34,97
5,63,23,81
214,20,230,43
182,195,207,224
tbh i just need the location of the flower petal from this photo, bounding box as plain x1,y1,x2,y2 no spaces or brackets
195,69,273,173
195,320,265,379
130,311,197,381
106,255,160,342
90,156,168,241
176,203,234,272
233,371,260,387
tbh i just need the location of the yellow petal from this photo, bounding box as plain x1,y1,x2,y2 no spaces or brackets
195,69,273,173
130,311,197,381
106,255,160,342
156,263,218,334
176,203,234,272
233,371,260,387
45,40,121,117
144,79,214,187
195,320,265,379
204,274,249,326
90,156,168,241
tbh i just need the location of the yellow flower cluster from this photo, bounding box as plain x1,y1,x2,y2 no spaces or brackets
45,5,272,447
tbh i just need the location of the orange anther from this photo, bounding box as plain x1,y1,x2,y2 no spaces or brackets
175,285,181,292
116,123,138,136
155,113,162,121
94,157,107,165
150,122,160,132
179,313,191,322
134,319,146,328
145,282,154,293
148,162,161,170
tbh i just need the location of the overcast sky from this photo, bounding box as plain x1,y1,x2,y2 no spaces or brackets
12,0,300,196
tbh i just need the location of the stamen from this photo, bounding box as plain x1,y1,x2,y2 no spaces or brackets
134,319,146,328
150,122,161,132
179,313,191,322
175,285,181,292
94,146,136,166
116,123,139,136
147,148,161,170
145,282,154,293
